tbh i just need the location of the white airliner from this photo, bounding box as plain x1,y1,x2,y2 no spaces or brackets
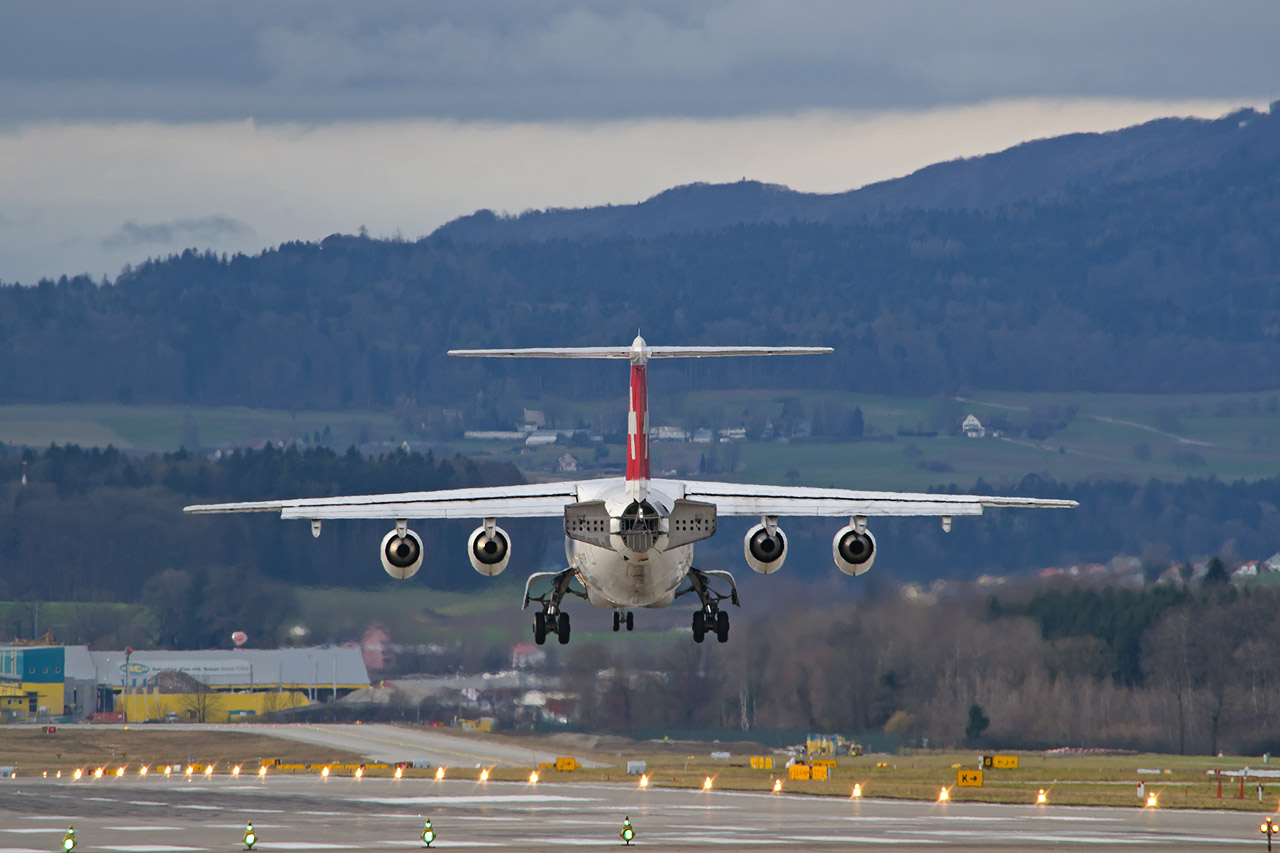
185,337,1076,645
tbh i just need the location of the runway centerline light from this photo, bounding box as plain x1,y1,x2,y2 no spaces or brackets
853,783,862,798
1037,789,1047,804
62,825,76,851
703,776,713,791
421,818,435,848
1145,791,1158,808
620,815,635,846
773,778,782,793
640,774,649,789
242,820,257,850
435,767,445,781
938,787,950,802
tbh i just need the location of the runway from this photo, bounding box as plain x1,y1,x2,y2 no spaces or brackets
71,723,606,769
0,774,1268,850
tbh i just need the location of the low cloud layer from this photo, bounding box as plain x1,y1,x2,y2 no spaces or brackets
101,216,256,250
0,1,1275,123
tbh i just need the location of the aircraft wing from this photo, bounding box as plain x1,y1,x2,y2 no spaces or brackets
664,479,1077,518
183,481,582,520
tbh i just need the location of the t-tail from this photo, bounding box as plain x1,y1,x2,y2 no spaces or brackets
448,336,832,500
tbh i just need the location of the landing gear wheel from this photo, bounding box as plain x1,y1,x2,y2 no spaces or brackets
625,611,634,632
715,610,730,643
692,611,706,644
613,611,621,632
557,611,572,645
533,612,547,645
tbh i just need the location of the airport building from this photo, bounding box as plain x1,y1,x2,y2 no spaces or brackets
0,644,369,723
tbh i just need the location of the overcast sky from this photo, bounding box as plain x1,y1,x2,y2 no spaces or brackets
1,0,1276,283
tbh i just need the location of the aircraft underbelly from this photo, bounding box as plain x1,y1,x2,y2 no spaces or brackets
572,540,691,608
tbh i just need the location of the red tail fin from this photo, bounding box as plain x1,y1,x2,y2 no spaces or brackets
626,362,650,488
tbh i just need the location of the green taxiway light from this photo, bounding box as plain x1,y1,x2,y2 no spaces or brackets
621,815,635,845
421,818,435,847
62,826,76,852
243,821,257,850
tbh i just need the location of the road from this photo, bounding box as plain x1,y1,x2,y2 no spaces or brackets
0,773,1269,850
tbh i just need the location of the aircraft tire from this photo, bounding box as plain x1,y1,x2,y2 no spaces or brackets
626,611,634,632
533,612,547,645
558,612,572,645
613,611,621,632
692,611,706,643
715,611,730,643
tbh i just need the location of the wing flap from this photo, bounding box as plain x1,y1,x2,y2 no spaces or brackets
185,481,581,520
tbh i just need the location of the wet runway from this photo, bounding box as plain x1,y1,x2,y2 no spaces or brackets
0,775,1267,850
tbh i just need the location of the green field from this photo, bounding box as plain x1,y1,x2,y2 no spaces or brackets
4,387,1280,488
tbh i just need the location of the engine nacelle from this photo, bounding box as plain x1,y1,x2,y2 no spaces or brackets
833,525,876,576
744,522,787,574
468,524,511,577
381,527,424,580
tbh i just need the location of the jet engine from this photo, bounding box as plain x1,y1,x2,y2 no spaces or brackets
468,523,511,577
832,525,876,576
743,521,787,574
381,527,424,580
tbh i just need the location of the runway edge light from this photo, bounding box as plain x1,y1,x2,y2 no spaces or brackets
1036,789,1047,804
620,816,635,846
421,818,435,848
242,820,257,850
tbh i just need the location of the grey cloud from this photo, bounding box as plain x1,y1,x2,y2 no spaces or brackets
101,216,255,250
0,1,1276,122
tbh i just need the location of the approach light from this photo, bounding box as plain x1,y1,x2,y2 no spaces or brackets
853,783,863,798
620,816,635,846
640,774,649,789
938,787,950,802
773,779,782,793
703,776,713,791
1145,792,1158,808
62,825,76,851
1037,789,1047,804
394,767,403,779
242,820,257,850
479,768,489,782
435,767,445,781
1262,816,1279,839
421,818,435,848
529,771,538,784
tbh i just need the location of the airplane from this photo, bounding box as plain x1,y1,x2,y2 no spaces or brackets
184,336,1077,645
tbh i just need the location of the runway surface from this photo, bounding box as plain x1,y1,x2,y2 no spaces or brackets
70,723,606,769
0,774,1268,851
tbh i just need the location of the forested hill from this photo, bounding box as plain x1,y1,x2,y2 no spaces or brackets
2,106,1280,406
437,105,1280,242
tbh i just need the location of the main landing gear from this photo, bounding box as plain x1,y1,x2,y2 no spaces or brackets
677,567,739,644
524,568,586,646
612,611,635,632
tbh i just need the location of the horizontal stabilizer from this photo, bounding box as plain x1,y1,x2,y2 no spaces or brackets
449,337,831,362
